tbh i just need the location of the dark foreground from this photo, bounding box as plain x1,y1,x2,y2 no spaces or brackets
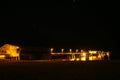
0,60,120,80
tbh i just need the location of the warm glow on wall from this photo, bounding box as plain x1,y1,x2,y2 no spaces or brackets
81,57,86,61
98,54,102,59
0,44,21,60
69,58,75,61
3,44,20,57
89,56,93,60
76,58,80,61
0,55,5,59
89,51,97,54
82,53,86,56
92,56,97,60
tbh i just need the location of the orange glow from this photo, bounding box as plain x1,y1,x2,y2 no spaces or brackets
4,45,20,57
82,53,86,56
0,55,5,59
76,58,80,61
92,56,97,60
98,54,102,59
0,44,20,60
69,58,75,61
81,57,86,61
89,56,93,60
89,50,97,54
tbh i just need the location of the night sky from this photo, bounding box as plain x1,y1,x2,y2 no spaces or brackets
0,1,117,58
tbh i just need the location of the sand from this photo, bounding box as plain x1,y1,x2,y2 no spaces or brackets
0,60,120,80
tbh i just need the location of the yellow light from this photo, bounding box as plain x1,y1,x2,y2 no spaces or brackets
82,53,86,56
89,51,97,54
76,49,78,53
81,57,86,61
0,55,5,59
76,58,80,61
69,49,72,53
89,56,93,60
8,45,20,57
92,56,97,60
61,48,64,53
2,44,20,57
98,54,102,59
106,52,110,60
50,48,53,53
69,58,75,61
107,52,110,56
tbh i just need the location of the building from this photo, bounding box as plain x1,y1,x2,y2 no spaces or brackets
50,48,110,61
0,44,21,60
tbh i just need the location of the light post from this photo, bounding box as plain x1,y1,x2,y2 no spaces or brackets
61,48,64,53
69,49,72,53
76,49,78,53
107,51,110,60
50,48,54,53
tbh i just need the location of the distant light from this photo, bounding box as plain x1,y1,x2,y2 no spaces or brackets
89,56,93,60
81,57,86,61
76,49,78,53
76,58,80,61
50,48,53,53
69,49,72,53
82,53,86,56
89,51,97,54
61,48,64,53
62,59,66,61
69,58,75,61
0,55,5,59
81,49,84,53
92,56,97,60
98,54,102,59
106,52,110,56
50,48,110,61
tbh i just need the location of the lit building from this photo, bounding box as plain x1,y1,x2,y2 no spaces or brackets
0,44,21,60
50,48,110,61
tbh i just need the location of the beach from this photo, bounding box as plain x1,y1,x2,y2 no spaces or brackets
0,60,120,80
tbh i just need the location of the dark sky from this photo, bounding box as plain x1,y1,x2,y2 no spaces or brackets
0,16,113,47
0,1,117,57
